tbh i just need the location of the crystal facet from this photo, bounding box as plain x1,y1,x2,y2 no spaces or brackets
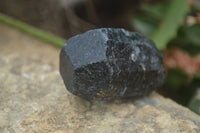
60,28,165,100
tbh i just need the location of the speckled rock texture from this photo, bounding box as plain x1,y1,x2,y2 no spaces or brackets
60,28,165,100
0,23,200,133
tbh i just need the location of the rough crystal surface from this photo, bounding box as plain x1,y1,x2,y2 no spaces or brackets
60,28,165,100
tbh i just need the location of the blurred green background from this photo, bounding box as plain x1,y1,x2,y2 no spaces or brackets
0,0,199,114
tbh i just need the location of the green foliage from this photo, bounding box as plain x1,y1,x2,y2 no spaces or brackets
133,0,189,50
185,25,200,47
132,16,157,37
151,0,188,50
132,3,167,37
163,69,200,107
165,69,188,89
169,25,200,55
0,13,66,48
132,0,200,113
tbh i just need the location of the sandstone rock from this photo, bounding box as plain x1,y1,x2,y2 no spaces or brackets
0,23,200,133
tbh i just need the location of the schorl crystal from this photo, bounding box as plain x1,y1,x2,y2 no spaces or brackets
60,28,165,100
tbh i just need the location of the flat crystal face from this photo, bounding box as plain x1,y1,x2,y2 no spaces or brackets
60,28,165,101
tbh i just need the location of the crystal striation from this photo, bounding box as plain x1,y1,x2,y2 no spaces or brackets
60,28,165,100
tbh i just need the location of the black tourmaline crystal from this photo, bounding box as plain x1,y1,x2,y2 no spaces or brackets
60,28,165,100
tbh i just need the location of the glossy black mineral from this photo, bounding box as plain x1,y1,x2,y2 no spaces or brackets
60,28,165,100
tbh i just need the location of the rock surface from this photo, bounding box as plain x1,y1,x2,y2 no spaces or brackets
60,28,165,100
0,23,200,133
